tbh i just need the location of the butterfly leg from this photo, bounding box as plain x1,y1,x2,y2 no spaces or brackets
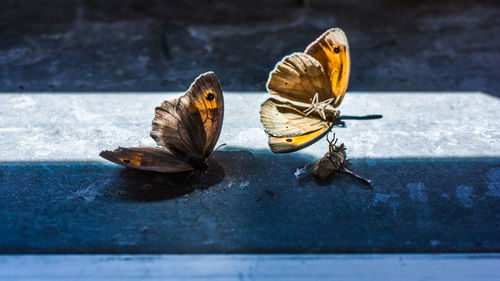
302,93,336,121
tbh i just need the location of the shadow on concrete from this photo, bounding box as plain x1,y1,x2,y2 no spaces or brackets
107,149,318,202
109,160,225,202
0,153,499,253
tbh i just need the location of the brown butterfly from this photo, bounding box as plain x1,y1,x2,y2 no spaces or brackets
260,28,350,153
312,133,371,187
100,71,224,173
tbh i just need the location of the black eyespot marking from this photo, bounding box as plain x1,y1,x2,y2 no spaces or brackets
286,138,293,142
334,47,340,53
206,92,215,100
122,159,131,163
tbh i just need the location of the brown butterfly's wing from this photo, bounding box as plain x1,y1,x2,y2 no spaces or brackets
150,71,224,161
266,52,332,103
99,146,193,172
305,28,350,107
260,98,328,137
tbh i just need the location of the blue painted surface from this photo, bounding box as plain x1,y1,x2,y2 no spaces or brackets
1,154,499,253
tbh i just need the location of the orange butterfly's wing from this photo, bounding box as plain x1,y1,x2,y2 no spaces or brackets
260,98,328,137
260,98,333,153
305,28,350,107
260,28,349,154
268,123,332,153
99,147,193,172
266,52,332,104
151,71,224,160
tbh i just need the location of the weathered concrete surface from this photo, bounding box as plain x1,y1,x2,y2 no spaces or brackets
0,92,499,253
1,254,500,281
0,0,499,96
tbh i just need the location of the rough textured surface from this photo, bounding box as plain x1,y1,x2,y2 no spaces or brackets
0,0,499,96
1,254,500,281
0,92,499,253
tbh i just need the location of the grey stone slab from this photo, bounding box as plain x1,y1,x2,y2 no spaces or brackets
0,92,499,253
1,254,499,281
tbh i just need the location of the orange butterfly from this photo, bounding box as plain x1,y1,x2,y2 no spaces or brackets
260,28,350,153
100,72,224,173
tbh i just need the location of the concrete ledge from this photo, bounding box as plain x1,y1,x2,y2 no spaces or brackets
0,92,499,253
0,254,499,281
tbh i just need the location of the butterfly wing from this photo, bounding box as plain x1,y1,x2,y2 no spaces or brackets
260,98,327,137
150,71,224,161
260,98,332,153
266,52,332,103
260,28,350,153
99,146,193,172
267,123,332,153
305,28,350,107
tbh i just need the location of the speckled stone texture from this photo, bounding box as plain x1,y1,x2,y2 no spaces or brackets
0,0,499,96
0,92,499,253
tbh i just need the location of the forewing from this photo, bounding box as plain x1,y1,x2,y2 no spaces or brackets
305,28,350,107
260,98,327,137
266,52,332,103
151,72,224,159
99,146,193,172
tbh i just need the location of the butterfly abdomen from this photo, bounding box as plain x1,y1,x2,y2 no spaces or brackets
312,144,346,180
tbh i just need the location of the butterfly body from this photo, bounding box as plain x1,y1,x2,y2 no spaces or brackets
260,28,350,153
100,72,224,173
312,142,346,180
312,133,371,187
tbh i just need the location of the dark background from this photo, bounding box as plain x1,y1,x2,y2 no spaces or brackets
1,0,499,95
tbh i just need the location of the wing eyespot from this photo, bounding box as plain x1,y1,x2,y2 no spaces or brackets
206,92,215,100
122,159,131,163
333,46,340,53
286,138,293,143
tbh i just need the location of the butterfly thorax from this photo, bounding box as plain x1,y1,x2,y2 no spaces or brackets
321,104,340,121
166,141,208,172
186,153,208,172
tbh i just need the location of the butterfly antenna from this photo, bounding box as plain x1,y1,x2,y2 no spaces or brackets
210,143,227,158
332,136,338,147
339,114,383,120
